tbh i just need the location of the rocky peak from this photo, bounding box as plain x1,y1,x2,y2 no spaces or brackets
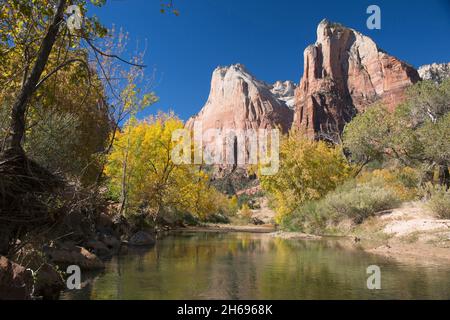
418,62,450,84
292,19,420,138
187,64,293,132
270,80,297,109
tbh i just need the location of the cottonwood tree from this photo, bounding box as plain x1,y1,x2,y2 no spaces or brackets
0,0,92,255
260,130,352,222
0,0,158,255
104,113,231,222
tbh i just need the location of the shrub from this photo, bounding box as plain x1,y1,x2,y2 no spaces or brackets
238,204,253,221
322,182,401,224
205,213,230,224
422,183,450,219
280,179,402,232
357,167,420,201
280,201,326,233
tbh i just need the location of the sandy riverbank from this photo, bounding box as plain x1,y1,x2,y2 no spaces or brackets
352,202,450,265
176,202,450,265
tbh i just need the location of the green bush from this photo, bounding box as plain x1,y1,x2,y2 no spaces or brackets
280,180,402,232
322,183,401,224
280,201,326,233
204,213,230,224
239,204,253,220
423,184,450,219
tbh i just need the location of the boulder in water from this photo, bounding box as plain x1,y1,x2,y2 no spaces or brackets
129,231,156,246
44,245,104,270
33,263,64,300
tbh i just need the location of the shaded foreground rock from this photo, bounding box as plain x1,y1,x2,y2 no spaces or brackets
33,263,64,300
251,217,265,225
85,239,112,257
44,245,104,270
0,256,33,300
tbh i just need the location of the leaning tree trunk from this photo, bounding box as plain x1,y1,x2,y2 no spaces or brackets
0,231,11,256
3,0,67,156
439,164,450,188
0,0,67,257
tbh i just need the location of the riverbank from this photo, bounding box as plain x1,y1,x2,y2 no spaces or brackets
273,202,450,265
179,202,450,265
173,224,276,233
351,202,450,265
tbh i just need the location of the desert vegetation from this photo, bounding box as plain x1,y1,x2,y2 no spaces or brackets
261,79,450,233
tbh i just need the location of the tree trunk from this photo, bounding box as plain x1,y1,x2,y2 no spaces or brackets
439,164,450,188
3,0,67,155
0,0,67,257
0,230,11,256
119,152,128,216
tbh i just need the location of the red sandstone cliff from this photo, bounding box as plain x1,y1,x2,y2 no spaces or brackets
292,19,420,138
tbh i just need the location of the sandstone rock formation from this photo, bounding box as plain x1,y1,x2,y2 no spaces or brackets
270,80,297,109
186,64,293,166
187,64,293,133
292,19,420,138
418,62,450,84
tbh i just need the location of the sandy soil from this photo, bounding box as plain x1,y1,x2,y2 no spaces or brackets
268,231,322,240
250,197,277,224
365,243,450,265
355,202,450,265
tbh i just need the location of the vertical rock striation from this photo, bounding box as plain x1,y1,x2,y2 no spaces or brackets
292,19,420,138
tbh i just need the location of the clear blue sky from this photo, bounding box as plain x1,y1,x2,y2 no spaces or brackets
90,0,450,121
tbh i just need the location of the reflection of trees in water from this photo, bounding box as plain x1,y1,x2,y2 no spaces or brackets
65,233,450,300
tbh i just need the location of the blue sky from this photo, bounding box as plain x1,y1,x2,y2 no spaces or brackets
90,0,450,121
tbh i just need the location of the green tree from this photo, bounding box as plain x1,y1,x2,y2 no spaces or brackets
343,79,450,186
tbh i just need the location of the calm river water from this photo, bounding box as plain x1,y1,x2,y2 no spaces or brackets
62,231,450,300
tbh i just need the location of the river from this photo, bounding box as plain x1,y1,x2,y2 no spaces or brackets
62,231,450,300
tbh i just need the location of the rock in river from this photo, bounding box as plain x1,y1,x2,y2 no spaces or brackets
129,231,156,246
44,245,104,270
33,263,64,300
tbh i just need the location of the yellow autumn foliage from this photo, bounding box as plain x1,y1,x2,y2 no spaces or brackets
357,167,420,201
260,130,352,223
105,112,235,220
